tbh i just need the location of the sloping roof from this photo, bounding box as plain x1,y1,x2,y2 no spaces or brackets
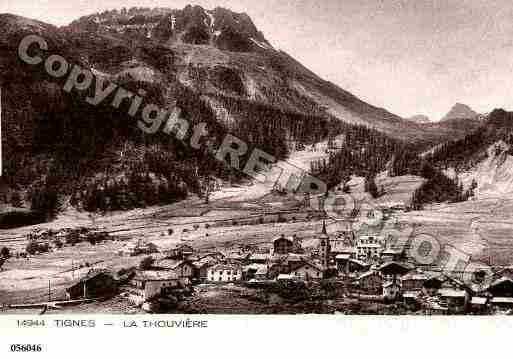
470,297,488,305
349,258,370,267
290,261,323,273
332,245,356,254
438,288,466,298
383,281,400,288
209,264,241,272
133,270,178,281
255,266,269,275
192,257,218,268
249,253,270,261
490,276,513,288
277,274,295,280
403,291,421,299
491,297,513,304
401,271,429,281
157,259,193,270
357,270,380,281
69,270,114,288
225,252,250,260
382,248,404,255
358,243,382,248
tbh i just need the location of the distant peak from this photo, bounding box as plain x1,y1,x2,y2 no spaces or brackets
440,103,479,122
406,114,430,124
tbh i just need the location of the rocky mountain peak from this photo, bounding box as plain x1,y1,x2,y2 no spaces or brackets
66,5,272,52
440,103,479,122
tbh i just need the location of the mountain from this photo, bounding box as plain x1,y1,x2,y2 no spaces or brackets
426,109,513,172
440,103,479,122
0,6,484,215
406,115,430,124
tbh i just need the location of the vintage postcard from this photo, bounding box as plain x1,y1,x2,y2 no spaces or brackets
0,0,512,356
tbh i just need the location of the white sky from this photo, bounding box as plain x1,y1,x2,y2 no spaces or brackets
2,0,513,121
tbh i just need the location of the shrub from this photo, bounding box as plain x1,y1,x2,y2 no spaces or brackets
53,239,63,249
25,241,39,255
0,247,11,258
29,180,62,220
38,243,50,253
139,256,155,270
11,191,23,208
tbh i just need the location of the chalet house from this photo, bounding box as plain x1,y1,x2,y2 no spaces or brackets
401,271,429,291
336,257,370,274
422,275,471,312
156,259,195,279
485,277,513,311
438,288,469,313
357,270,383,294
207,264,242,282
163,244,194,259
273,235,293,255
469,297,489,314
379,261,412,282
248,253,269,264
120,240,159,256
192,257,219,281
330,230,355,258
289,261,323,281
129,270,180,301
254,266,269,280
422,276,444,296
66,271,117,300
486,277,513,297
495,266,513,280
199,252,225,262
490,297,513,311
225,252,251,264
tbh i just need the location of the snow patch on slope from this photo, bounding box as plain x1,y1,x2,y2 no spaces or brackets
250,38,273,50
205,10,215,28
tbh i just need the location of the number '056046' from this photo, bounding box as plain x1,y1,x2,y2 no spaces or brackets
10,344,42,352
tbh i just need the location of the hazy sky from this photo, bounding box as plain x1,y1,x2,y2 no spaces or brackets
2,0,513,121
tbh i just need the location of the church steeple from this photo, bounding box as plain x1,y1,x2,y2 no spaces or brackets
319,220,330,270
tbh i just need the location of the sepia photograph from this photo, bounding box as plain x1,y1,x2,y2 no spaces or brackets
1,0,513,324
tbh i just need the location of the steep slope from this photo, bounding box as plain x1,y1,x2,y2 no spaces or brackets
0,6,481,216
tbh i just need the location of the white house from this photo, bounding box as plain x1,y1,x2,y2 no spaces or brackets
356,235,385,260
207,264,242,282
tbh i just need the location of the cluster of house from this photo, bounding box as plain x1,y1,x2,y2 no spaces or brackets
65,221,513,314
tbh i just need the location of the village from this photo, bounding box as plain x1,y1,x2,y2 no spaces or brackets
3,213,513,315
